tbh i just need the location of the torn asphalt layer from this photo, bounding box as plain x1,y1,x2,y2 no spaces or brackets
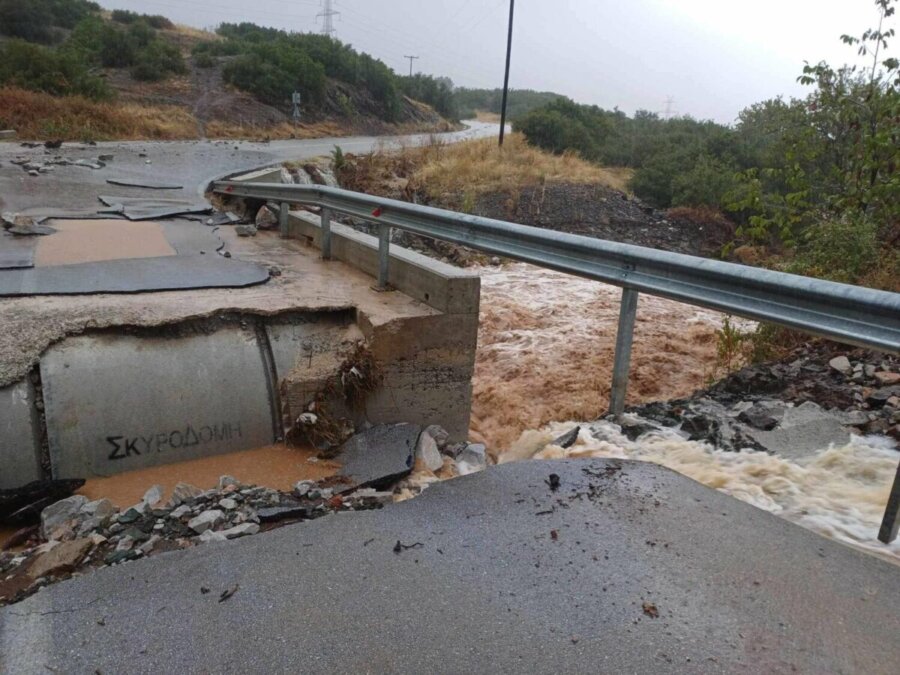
2,459,897,673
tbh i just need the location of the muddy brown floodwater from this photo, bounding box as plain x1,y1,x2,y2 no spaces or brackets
470,263,734,452
1,445,338,549
79,444,340,508
35,220,176,267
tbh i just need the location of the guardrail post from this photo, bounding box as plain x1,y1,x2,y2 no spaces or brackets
609,288,639,417
320,207,332,260
376,224,391,290
878,460,900,543
279,202,290,238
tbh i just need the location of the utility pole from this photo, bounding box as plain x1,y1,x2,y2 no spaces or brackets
498,0,515,146
318,0,340,38
404,55,420,77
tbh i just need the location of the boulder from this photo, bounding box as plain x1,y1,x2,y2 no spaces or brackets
415,432,444,472
828,356,852,375
27,538,93,580
457,444,488,476
188,510,225,534
40,495,88,539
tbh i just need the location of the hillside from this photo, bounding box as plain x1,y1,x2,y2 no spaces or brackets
0,2,457,140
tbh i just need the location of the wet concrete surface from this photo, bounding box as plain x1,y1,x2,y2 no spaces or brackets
0,122,497,216
2,459,897,673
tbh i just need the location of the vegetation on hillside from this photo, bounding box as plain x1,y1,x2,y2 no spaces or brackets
0,2,186,96
514,0,899,291
454,88,567,120
193,23,458,123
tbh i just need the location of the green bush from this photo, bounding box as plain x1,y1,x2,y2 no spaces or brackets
111,10,173,30
0,0,99,43
194,53,215,68
0,39,110,99
791,216,879,284
132,41,187,81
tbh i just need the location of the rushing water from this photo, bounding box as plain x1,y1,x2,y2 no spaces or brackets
499,420,899,564
473,263,899,565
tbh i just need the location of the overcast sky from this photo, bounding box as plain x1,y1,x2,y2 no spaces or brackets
100,0,894,123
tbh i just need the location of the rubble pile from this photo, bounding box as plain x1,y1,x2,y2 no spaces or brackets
10,154,113,176
613,343,899,450
0,476,389,606
1,425,492,606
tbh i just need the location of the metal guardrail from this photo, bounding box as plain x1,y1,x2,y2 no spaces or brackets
214,180,900,543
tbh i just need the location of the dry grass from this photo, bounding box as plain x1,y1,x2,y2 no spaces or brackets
474,110,502,123
411,132,632,198
205,120,350,140
0,87,198,141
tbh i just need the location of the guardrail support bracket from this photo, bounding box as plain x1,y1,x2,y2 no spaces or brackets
878,460,900,543
609,288,639,418
375,223,392,291
321,207,333,260
279,202,290,238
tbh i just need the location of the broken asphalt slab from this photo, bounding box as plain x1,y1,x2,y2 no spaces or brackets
0,255,271,297
105,179,183,190
98,196,211,221
2,459,897,673
337,423,418,491
0,235,36,270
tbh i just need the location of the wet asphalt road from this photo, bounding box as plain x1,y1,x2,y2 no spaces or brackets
0,121,499,215
2,459,898,674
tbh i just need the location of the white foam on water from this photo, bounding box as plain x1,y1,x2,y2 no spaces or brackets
500,420,900,564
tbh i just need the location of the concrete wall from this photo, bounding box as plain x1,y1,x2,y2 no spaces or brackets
279,210,480,443
0,209,480,485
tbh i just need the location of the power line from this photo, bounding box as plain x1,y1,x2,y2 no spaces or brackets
660,96,678,118
317,0,340,37
403,55,420,77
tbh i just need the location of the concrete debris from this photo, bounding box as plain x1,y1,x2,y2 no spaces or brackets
142,485,163,508
198,530,228,544
220,523,260,539
1,213,56,236
40,496,88,540
218,476,241,490
415,431,444,472
188,510,225,534
2,424,493,606
235,224,258,237
26,538,92,580
457,444,488,476
255,205,278,230
293,481,315,497
338,424,419,491
423,425,450,450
